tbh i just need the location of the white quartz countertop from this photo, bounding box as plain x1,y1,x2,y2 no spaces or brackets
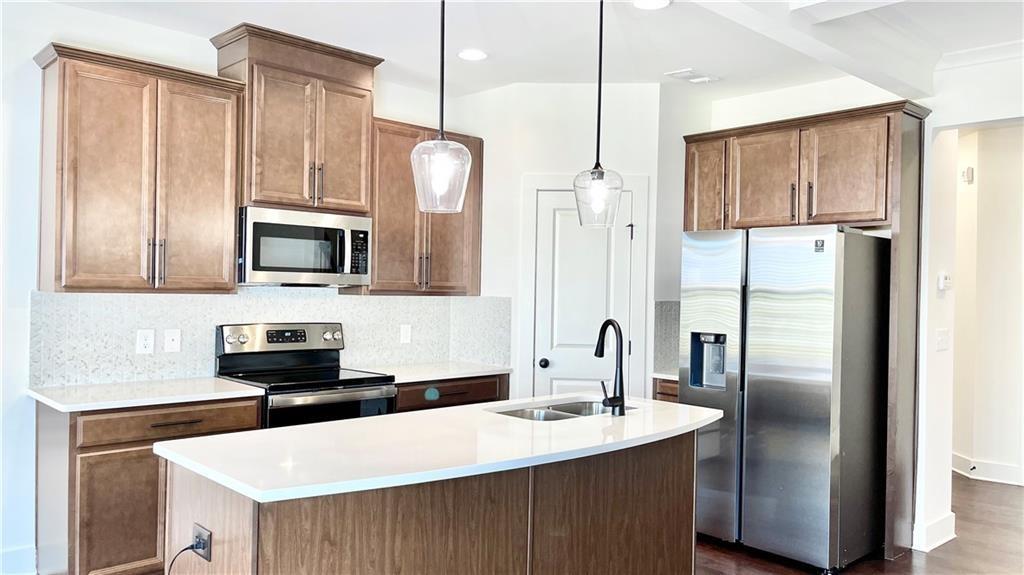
27,378,265,413
359,361,511,384
652,372,679,381
153,394,722,503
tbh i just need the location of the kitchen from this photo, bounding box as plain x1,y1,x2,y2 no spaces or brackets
3,2,1023,575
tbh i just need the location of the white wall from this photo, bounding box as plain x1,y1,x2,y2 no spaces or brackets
952,132,978,469
449,83,662,399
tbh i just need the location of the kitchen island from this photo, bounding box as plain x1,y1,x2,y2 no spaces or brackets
155,394,722,575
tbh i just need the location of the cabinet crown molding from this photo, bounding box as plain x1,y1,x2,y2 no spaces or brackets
683,100,931,144
34,43,246,92
210,23,384,68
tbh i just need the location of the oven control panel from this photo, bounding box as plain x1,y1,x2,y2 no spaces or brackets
217,323,344,354
266,329,306,344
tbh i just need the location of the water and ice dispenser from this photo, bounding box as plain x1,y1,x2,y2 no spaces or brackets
688,332,727,389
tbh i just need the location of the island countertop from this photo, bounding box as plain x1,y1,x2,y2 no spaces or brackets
154,394,722,503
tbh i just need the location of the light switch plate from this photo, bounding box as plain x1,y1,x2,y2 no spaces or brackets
400,324,412,344
163,329,181,353
135,329,155,354
936,328,951,352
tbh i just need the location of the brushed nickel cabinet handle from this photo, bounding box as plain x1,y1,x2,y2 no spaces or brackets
807,182,814,220
317,163,324,205
309,164,316,206
418,255,425,288
425,254,431,289
150,418,202,429
147,239,155,286
790,183,797,222
158,239,167,286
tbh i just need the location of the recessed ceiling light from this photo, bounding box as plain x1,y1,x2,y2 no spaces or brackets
458,48,488,61
633,0,671,9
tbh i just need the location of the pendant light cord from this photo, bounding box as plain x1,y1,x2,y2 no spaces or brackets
594,0,604,170
438,0,446,140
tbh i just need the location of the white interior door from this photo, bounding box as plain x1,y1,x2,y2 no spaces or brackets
533,190,634,396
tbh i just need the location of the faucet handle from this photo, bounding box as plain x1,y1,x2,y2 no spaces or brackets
600,380,613,408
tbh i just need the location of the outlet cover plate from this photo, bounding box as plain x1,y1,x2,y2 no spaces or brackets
135,329,155,354
400,324,412,344
163,328,181,353
192,523,212,562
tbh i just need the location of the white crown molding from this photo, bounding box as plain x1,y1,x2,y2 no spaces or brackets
936,40,1024,71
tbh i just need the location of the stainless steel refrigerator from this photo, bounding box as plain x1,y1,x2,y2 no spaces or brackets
678,225,889,571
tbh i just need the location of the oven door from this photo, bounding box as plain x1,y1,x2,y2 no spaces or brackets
265,385,396,428
241,206,371,286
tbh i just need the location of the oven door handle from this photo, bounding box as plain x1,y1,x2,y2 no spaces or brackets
268,385,397,408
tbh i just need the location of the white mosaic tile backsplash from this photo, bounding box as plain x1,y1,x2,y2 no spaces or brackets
30,289,511,387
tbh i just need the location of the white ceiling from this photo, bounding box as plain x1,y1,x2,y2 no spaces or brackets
867,1,1023,55
65,1,846,97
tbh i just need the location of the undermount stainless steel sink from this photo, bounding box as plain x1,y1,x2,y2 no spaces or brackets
496,401,634,421
498,408,578,421
547,401,634,417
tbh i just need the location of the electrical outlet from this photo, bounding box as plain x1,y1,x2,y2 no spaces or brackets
936,328,951,352
135,329,155,354
400,324,412,344
192,523,212,562
163,329,181,353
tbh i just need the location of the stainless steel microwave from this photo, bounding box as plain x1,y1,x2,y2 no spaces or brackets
239,207,371,287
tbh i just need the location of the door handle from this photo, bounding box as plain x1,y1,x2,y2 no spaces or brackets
807,182,814,220
538,358,550,369
309,163,316,206
317,163,324,205
790,183,797,222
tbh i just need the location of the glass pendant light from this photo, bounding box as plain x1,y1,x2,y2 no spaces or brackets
411,0,471,213
574,0,622,228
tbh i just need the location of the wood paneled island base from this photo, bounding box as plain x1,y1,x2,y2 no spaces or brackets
165,431,696,575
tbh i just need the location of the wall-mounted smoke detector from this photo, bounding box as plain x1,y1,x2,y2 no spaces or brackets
664,68,719,84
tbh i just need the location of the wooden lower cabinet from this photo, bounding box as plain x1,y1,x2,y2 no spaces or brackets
369,117,483,295
653,377,679,403
36,398,260,575
395,374,509,412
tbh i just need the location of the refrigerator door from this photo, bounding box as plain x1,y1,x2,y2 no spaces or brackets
742,225,840,568
678,230,745,542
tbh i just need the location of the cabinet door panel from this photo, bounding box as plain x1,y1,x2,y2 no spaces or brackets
684,140,727,231
317,80,372,213
251,64,315,207
728,130,799,229
62,60,156,289
76,446,165,575
156,80,238,291
801,115,889,224
425,133,482,294
369,120,426,292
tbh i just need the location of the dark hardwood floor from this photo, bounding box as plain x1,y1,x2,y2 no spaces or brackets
696,473,1023,574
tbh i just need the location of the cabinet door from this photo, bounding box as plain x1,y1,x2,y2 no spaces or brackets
369,120,426,292
684,140,727,231
75,446,165,575
425,133,482,294
396,376,502,412
728,130,800,229
62,60,157,289
251,64,316,207
800,115,889,224
156,80,238,291
316,80,372,213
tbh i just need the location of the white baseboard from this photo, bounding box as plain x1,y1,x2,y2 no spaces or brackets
1,545,36,575
951,452,1024,486
912,511,957,552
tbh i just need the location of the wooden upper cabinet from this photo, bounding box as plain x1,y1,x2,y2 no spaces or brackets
683,139,727,231
75,446,165,575
317,80,373,213
369,119,426,292
61,60,157,290
728,129,800,229
800,115,889,224
425,132,483,294
251,64,316,207
211,24,383,215
157,80,239,290
36,45,243,293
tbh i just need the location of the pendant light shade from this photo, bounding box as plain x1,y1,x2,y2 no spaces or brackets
412,0,471,213
574,0,620,228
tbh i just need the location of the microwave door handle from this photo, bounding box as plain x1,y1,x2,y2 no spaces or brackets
340,230,351,275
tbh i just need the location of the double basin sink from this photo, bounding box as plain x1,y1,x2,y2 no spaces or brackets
497,401,633,421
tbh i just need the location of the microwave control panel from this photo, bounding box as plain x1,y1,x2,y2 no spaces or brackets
350,230,369,275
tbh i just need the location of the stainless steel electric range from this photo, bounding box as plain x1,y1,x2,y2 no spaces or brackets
216,323,395,428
